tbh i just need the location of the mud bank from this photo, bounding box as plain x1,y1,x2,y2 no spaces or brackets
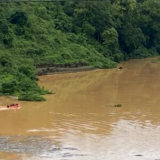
37,66,95,75
36,62,96,75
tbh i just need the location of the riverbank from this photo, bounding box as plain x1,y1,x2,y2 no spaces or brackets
37,64,96,76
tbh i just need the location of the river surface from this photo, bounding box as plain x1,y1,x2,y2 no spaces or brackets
1,58,160,160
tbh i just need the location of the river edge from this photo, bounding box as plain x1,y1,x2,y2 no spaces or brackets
1,57,159,101
37,66,96,76
36,57,159,76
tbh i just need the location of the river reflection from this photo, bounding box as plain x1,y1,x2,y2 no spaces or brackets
1,58,160,159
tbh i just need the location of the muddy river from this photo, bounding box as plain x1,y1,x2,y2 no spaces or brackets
1,58,160,160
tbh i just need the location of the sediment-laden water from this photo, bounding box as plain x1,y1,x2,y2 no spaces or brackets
1,58,160,160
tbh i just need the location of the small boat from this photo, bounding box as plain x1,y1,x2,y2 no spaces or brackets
7,103,20,109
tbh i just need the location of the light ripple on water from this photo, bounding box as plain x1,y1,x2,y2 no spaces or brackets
0,135,87,159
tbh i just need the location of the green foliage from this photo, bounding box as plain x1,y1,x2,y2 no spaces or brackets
18,92,46,101
0,20,9,35
0,75,18,95
18,65,37,80
133,47,158,58
10,11,28,26
133,47,150,58
102,27,121,59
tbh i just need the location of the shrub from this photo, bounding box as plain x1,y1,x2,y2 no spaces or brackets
18,65,37,80
1,75,18,95
133,47,151,59
10,11,28,26
18,92,46,101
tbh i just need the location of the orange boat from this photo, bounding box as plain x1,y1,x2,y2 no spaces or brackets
7,103,21,109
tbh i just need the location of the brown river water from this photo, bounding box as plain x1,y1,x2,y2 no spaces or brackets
1,58,160,160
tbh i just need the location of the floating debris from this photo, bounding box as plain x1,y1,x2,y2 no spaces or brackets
135,154,143,157
118,66,123,70
108,104,123,107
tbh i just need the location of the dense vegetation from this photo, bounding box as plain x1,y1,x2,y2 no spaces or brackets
0,0,159,101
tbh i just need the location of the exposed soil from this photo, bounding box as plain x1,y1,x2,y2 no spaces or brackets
36,62,95,75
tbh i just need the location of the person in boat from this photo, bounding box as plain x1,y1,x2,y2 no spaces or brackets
7,103,20,109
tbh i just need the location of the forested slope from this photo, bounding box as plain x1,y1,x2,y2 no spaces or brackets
0,0,159,100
